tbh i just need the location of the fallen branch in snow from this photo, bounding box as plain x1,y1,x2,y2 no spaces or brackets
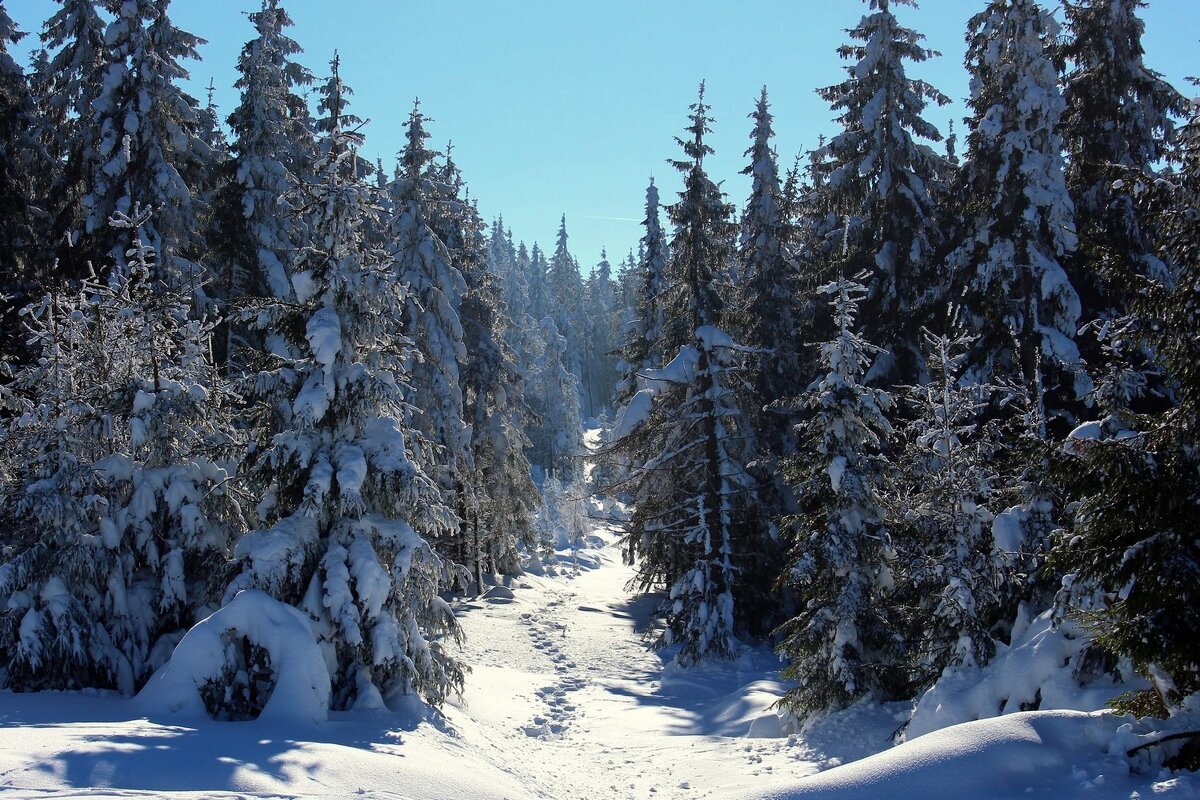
1126,729,1200,766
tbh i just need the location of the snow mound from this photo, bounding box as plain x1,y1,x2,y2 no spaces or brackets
137,590,331,724
481,585,516,603
744,710,1118,796
744,710,1195,800
906,607,1133,739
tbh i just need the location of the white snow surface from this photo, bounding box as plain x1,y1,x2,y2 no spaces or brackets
746,710,1195,800
0,436,1195,799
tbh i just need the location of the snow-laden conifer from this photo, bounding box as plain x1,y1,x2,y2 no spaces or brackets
615,326,762,664
427,136,539,588
388,102,475,581
1054,90,1200,714
893,326,1010,687
216,0,315,306
0,209,242,694
776,274,899,716
582,248,619,416
735,87,802,457
0,3,44,309
528,317,583,482
36,0,109,281
1061,0,1186,399
815,0,950,382
952,0,1085,419
661,83,736,355
547,216,585,381
612,87,765,663
231,67,463,710
614,178,670,408
84,0,211,301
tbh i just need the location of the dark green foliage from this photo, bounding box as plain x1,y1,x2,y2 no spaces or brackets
1055,91,1200,712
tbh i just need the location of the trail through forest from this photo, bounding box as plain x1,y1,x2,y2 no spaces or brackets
443,497,850,800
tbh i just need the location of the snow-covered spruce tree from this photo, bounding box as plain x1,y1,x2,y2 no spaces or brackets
735,87,803,458
0,3,43,320
0,209,243,694
36,0,109,283
486,215,516,278
529,316,584,482
613,86,768,660
952,0,1085,422
776,274,901,716
1053,93,1200,715
526,241,551,331
499,239,536,370
779,143,841,387
211,0,316,357
387,101,476,586
891,325,1010,688
547,215,585,382
613,178,669,408
814,0,950,383
85,0,213,303
614,248,641,346
661,83,736,355
615,325,763,662
1061,0,1186,391
427,138,539,586
230,69,463,710
583,248,619,416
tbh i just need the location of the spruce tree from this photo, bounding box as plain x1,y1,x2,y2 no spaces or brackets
614,178,669,408
0,210,242,694
388,101,475,589
661,83,736,354
735,87,802,456
526,242,550,328
216,0,315,309
1055,89,1200,714
0,3,42,315
776,274,900,715
547,215,585,381
500,239,535,369
427,134,538,588
36,0,109,284
613,86,766,662
1061,0,1186,395
86,0,210,293
529,317,584,482
952,0,1085,422
583,248,618,415
893,326,1009,687
230,65,463,710
814,0,950,382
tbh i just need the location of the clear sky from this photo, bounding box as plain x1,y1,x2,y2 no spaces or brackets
6,0,1196,270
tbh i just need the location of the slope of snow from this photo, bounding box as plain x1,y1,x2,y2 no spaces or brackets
741,710,1197,800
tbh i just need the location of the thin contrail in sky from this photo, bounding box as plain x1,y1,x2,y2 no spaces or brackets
572,214,641,223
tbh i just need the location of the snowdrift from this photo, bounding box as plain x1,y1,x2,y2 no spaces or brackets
744,710,1196,799
136,589,331,724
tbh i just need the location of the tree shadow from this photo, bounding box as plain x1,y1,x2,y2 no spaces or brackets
0,690,451,794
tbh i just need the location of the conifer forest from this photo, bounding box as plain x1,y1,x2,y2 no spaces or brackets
0,0,1197,798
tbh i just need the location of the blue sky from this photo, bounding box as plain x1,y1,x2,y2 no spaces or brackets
6,0,1195,270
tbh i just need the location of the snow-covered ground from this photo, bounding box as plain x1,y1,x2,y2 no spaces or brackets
0,478,1195,798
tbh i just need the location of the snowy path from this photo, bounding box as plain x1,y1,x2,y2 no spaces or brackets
441,514,825,800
